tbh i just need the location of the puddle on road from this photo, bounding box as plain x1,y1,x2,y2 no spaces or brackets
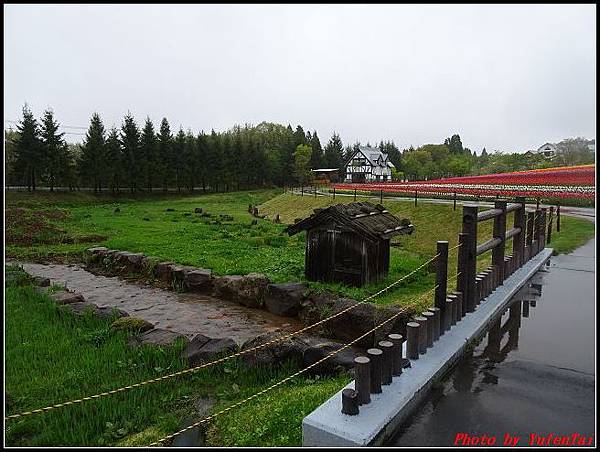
10,262,303,345
388,239,596,447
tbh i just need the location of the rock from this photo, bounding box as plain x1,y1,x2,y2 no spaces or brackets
302,341,357,376
32,276,51,287
111,316,154,333
88,246,109,254
183,269,213,293
298,290,338,326
155,261,175,282
51,291,85,305
131,329,189,348
264,283,308,317
240,331,310,368
64,301,128,319
170,265,197,289
212,273,269,308
181,336,238,366
115,251,145,273
194,207,203,214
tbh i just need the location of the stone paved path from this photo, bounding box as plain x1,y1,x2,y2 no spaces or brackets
11,261,302,345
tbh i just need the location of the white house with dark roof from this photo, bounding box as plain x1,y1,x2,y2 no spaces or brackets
534,143,558,158
344,146,394,183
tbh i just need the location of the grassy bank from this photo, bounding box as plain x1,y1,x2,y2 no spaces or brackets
6,189,594,307
4,270,349,446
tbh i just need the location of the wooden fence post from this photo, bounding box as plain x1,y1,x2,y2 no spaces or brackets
513,197,526,268
462,205,479,313
435,241,449,325
301,186,304,197
547,206,554,244
526,210,535,260
492,200,507,284
533,209,542,255
457,232,469,317
540,208,547,251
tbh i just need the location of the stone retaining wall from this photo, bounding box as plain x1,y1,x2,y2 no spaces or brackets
84,247,412,348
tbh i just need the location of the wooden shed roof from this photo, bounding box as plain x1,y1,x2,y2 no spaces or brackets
286,202,413,241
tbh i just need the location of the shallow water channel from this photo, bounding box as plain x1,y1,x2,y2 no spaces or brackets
10,262,302,345
387,238,596,446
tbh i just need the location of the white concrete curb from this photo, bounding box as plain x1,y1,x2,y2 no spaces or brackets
302,248,553,446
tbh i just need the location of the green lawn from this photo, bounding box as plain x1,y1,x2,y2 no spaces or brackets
6,189,594,307
4,269,349,447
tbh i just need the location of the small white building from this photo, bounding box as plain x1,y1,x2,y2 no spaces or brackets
535,143,558,158
344,146,394,183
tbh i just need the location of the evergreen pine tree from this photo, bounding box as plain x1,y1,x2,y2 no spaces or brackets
140,117,158,192
39,109,66,192
105,127,123,193
309,130,324,169
13,104,42,191
157,118,173,191
324,132,345,170
80,112,106,193
120,113,141,193
173,129,186,193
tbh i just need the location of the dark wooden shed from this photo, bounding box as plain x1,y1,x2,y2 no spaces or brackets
286,202,413,287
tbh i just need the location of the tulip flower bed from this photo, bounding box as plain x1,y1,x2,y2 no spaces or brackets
332,165,595,203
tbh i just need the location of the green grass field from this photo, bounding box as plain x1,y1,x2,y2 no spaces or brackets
4,268,349,447
6,189,594,306
4,190,594,446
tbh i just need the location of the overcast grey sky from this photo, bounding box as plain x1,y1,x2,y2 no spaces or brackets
4,4,596,153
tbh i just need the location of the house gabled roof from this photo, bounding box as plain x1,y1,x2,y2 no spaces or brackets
286,202,413,241
344,146,394,169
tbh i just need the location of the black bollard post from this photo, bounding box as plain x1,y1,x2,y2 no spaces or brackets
453,191,457,210
414,316,428,354
455,292,464,320
447,294,458,324
422,311,435,348
354,188,357,201
367,348,383,394
354,356,371,405
414,189,418,207
427,307,441,341
378,341,394,385
341,388,359,415
444,297,454,329
556,204,560,232
406,322,420,359
388,334,403,376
